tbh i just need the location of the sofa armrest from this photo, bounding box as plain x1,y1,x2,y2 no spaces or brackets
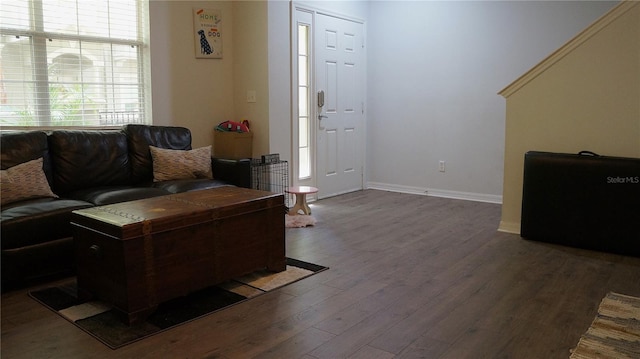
212,158,251,188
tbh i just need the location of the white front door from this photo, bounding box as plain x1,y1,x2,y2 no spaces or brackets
315,13,365,199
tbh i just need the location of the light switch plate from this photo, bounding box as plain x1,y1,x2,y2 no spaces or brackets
247,90,257,103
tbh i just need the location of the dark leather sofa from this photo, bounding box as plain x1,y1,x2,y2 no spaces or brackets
1,124,251,288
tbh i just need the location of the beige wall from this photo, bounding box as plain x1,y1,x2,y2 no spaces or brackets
149,1,274,157
499,2,640,233
232,1,270,158
149,1,236,149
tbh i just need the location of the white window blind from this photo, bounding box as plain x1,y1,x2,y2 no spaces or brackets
0,0,150,127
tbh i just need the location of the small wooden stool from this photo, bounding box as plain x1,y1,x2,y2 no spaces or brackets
286,186,318,215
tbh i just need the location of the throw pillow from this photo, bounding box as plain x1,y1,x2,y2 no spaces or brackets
0,157,58,205
149,145,213,182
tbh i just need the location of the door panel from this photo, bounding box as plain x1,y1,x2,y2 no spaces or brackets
325,61,338,114
316,13,364,198
326,129,338,175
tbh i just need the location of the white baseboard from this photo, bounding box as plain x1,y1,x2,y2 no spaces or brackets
498,220,521,235
426,188,502,204
366,182,426,196
366,182,503,204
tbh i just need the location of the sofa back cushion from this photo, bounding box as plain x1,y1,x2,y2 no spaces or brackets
49,130,131,194
124,124,192,184
1,131,54,186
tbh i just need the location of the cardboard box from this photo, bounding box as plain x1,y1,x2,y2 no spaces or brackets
214,131,253,159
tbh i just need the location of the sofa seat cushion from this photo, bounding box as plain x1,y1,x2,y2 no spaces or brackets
65,186,170,206
1,197,93,250
152,179,232,194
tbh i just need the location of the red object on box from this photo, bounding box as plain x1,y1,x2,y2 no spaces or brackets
217,120,250,133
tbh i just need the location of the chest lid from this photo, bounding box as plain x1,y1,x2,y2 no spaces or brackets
71,187,283,240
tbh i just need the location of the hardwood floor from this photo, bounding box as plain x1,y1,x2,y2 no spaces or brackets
2,189,639,358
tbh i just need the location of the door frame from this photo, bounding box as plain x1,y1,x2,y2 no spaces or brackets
290,3,367,197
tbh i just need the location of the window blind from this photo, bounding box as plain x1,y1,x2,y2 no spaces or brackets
0,0,149,127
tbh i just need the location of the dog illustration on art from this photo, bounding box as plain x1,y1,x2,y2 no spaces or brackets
197,30,213,55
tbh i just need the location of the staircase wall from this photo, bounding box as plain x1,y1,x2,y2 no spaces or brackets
499,2,640,234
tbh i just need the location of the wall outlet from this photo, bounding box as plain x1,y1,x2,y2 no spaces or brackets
439,161,446,172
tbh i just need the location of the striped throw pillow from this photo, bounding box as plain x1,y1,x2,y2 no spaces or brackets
149,145,213,182
1,157,58,205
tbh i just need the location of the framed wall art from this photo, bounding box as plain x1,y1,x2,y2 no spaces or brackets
193,8,222,59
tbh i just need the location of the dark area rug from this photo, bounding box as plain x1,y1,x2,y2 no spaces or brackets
29,258,327,349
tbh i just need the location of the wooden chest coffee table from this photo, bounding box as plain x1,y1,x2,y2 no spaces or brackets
71,186,285,325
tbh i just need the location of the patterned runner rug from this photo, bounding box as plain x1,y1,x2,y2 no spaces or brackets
29,258,327,349
570,292,640,358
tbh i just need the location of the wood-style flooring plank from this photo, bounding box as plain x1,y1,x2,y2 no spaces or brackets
2,189,639,359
